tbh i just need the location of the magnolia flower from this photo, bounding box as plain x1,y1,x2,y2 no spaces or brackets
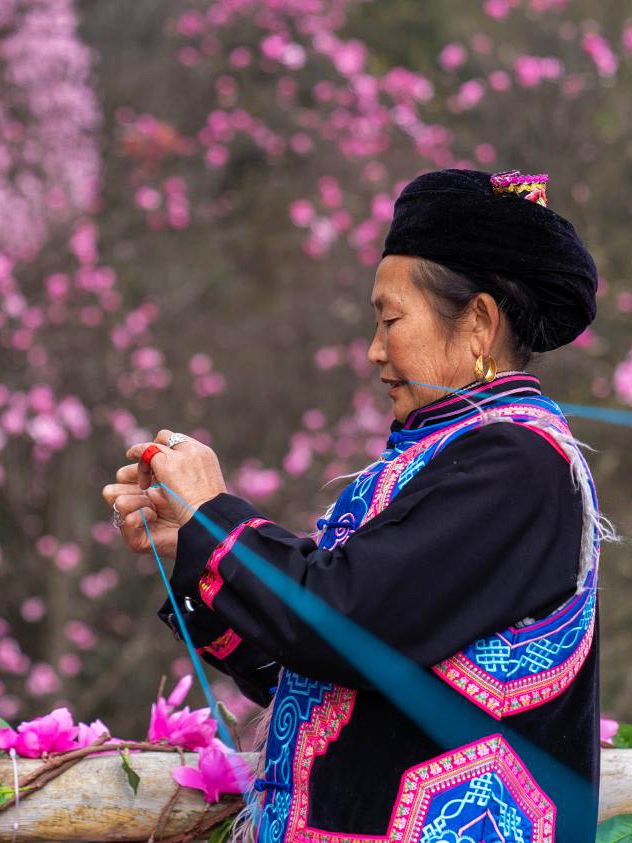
0,707,78,757
148,674,217,751
0,708,113,757
172,739,251,803
600,717,619,745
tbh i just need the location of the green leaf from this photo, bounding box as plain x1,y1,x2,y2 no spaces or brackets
119,748,141,795
596,814,632,843
613,724,632,749
0,718,11,729
207,818,234,843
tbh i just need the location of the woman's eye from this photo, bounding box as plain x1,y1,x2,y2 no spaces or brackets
383,317,399,326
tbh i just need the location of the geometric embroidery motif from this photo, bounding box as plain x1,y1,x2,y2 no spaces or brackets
295,734,556,843
432,559,597,719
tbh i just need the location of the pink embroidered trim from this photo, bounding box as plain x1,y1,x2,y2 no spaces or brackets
286,687,356,841
198,517,271,608
432,609,595,720
294,734,555,843
403,373,542,429
197,628,242,660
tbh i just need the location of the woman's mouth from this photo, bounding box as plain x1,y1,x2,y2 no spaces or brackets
387,381,406,396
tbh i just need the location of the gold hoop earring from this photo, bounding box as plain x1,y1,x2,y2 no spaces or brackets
474,353,497,383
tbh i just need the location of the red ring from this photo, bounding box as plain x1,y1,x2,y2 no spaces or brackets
140,444,161,467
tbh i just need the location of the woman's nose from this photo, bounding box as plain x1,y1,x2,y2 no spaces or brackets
367,330,386,365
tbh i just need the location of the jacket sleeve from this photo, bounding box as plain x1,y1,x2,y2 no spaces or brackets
157,513,281,707
161,422,584,689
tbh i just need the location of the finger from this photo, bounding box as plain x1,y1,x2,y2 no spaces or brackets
154,429,174,445
122,506,158,531
114,493,157,519
116,463,139,484
103,483,147,507
125,441,169,461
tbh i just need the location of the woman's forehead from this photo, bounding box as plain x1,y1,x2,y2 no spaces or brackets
371,257,416,306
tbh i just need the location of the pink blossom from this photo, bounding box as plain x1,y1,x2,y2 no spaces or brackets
475,143,497,164
614,354,632,405
131,346,163,370
289,133,314,154
229,46,252,68
148,697,217,751
58,653,82,677
64,620,97,650
483,0,516,19
456,79,485,110
438,43,467,71
623,25,632,54
283,432,313,476
20,597,45,623
55,542,81,571
0,637,30,674
28,415,67,450
172,739,252,802
314,345,343,369
135,187,161,211
617,292,632,313
26,663,61,696
189,352,213,375
235,460,281,499
572,327,597,350
318,177,343,209
600,717,618,745
332,40,366,76
289,199,315,227
371,194,394,223
193,373,226,397
302,408,326,430
11,707,78,757
582,32,618,77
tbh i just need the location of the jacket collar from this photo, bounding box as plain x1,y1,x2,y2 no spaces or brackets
389,370,543,437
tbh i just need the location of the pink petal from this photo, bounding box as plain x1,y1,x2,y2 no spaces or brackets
0,727,17,751
600,717,619,743
167,674,193,708
172,765,204,791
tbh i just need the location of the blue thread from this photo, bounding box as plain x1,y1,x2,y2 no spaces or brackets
140,510,259,824
140,511,233,745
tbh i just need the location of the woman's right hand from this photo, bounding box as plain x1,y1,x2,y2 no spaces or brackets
102,463,180,559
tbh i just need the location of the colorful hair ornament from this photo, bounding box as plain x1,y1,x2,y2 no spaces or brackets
490,170,549,207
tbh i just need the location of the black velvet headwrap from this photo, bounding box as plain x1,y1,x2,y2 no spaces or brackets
382,168,598,351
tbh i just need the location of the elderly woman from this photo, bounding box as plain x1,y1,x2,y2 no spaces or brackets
104,169,614,843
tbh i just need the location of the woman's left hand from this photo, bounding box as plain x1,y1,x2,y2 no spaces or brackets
125,429,227,527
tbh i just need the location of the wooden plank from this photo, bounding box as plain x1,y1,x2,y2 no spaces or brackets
0,749,629,840
0,751,246,842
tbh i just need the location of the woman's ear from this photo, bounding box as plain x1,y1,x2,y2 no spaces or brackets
469,293,500,356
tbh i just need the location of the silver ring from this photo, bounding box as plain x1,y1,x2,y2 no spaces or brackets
112,503,125,529
167,432,188,449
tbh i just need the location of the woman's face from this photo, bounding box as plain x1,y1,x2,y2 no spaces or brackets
368,255,487,423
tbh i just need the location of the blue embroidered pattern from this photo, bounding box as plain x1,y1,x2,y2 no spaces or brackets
257,671,333,843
